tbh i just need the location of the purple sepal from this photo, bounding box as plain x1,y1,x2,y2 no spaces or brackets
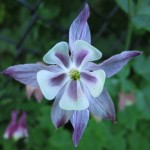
84,51,142,78
2,64,59,87
88,89,116,122
70,109,89,147
51,85,74,128
69,3,91,52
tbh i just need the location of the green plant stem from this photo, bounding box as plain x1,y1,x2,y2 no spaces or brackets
125,0,133,50
137,0,142,12
125,22,132,50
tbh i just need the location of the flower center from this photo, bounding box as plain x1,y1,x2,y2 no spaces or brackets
69,69,80,80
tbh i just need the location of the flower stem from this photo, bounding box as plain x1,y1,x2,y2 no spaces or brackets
125,0,133,50
125,22,132,50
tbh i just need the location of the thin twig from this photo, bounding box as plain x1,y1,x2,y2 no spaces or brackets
93,6,119,44
17,0,33,10
0,35,41,56
15,0,43,58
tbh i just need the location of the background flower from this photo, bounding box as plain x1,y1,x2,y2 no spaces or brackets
26,85,43,102
3,111,28,140
118,92,135,111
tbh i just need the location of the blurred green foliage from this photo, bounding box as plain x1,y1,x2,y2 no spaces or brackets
0,0,150,150
116,0,150,31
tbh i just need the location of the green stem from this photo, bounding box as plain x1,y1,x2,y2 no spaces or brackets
137,0,142,12
125,0,133,49
125,22,132,50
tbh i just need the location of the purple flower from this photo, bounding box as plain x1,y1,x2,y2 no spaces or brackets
2,3,142,147
118,92,135,111
3,111,18,139
4,111,28,140
36,41,104,110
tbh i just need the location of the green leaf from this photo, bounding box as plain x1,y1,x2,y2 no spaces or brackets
136,0,150,16
132,15,150,31
49,129,73,149
115,0,135,14
105,134,126,150
132,0,150,31
135,88,150,119
105,77,120,97
117,64,130,79
116,0,150,31
78,120,111,149
38,4,60,20
118,106,143,130
128,132,150,150
133,55,150,81
120,78,136,92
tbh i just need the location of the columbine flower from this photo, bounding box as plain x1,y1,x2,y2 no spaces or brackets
118,92,135,111
13,112,28,140
4,111,28,140
3,111,18,139
2,3,142,147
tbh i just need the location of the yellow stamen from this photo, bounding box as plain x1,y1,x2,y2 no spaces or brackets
69,69,80,80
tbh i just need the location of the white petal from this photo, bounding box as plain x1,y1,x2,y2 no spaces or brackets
37,70,69,100
80,69,106,97
73,40,102,67
59,81,89,110
43,42,70,68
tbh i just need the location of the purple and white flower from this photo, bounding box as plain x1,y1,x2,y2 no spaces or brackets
118,92,135,111
3,111,19,139
2,3,142,147
37,39,105,111
4,111,28,140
